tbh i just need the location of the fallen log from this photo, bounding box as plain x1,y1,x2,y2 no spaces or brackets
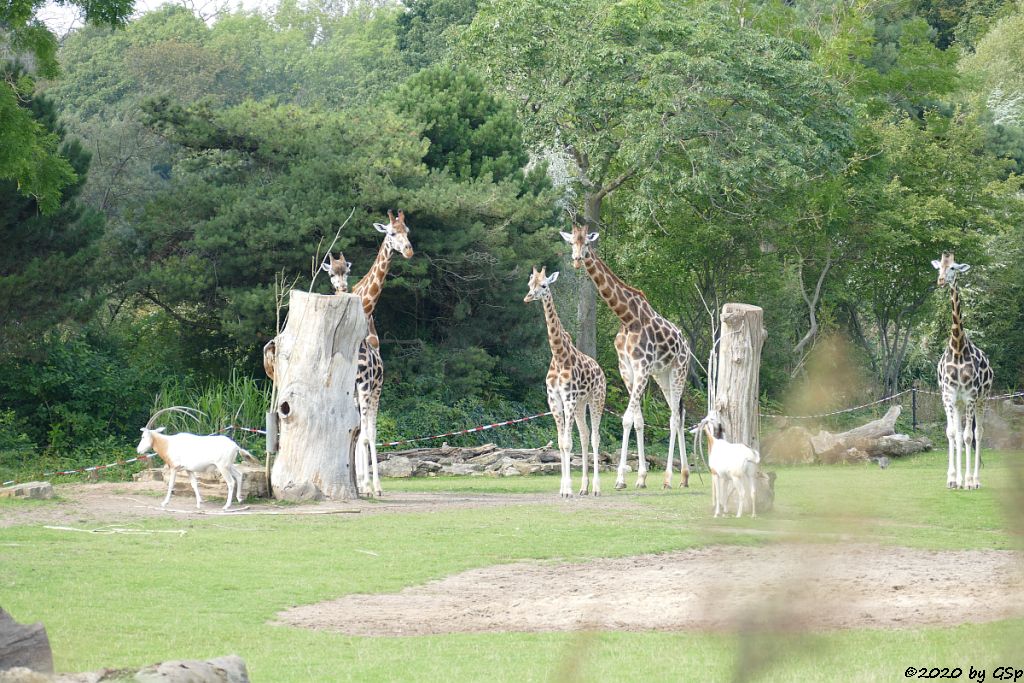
766,405,933,463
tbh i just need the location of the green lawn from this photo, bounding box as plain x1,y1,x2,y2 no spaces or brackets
1,449,1023,681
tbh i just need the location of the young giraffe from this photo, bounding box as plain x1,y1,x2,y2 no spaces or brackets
561,224,691,490
347,211,414,497
320,252,352,294
933,252,993,490
524,267,607,497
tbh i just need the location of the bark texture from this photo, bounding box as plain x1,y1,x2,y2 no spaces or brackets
714,303,767,451
263,291,366,501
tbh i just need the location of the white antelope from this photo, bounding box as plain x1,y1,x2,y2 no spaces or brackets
692,415,760,518
136,407,260,510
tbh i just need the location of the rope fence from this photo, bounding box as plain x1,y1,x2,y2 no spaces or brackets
4,389,1022,488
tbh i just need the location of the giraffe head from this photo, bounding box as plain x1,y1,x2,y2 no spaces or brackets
559,223,599,269
374,209,414,259
523,266,559,303
321,252,352,294
932,251,970,288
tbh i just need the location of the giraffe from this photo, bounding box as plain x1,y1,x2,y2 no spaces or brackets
524,267,607,497
321,252,351,294
348,210,414,497
933,251,993,490
561,224,691,490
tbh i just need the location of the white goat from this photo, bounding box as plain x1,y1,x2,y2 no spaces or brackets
693,416,760,518
136,407,260,510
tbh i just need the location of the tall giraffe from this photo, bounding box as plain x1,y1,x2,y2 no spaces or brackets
933,252,992,490
524,267,607,497
348,210,414,497
561,224,691,490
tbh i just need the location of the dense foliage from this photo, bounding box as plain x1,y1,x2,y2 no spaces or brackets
2,0,1023,475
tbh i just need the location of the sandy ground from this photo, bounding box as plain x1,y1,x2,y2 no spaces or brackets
275,543,1024,636
0,480,639,528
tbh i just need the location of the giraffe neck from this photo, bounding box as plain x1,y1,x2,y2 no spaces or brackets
948,284,966,357
353,239,393,318
583,252,644,325
541,296,573,365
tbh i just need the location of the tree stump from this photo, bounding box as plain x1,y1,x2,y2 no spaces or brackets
263,290,366,501
0,608,53,674
714,303,767,452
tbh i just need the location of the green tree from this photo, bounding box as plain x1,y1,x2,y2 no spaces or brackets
839,111,1023,395
0,69,105,353
459,0,852,357
1,0,132,210
392,65,527,182
395,0,477,69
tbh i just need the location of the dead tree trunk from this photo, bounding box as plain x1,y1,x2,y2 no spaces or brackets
714,303,767,452
263,290,366,501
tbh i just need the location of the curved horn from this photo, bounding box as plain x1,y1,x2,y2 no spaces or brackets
145,406,206,430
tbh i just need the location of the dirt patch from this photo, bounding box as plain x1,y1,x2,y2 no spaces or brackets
0,481,640,528
275,544,1024,636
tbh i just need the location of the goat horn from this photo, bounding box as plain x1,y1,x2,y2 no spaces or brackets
145,406,206,430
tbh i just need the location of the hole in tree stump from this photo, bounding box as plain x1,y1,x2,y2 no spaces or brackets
279,401,292,420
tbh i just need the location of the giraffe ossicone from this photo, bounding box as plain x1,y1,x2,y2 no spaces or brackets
933,251,992,490
525,266,606,497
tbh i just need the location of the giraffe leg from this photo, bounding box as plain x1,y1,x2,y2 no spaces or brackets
366,401,382,497
590,393,604,497
962,402,977,490
356,409,373,496
631,375,650,489
942,394,957,489
560,401,577,498
972,407,984,489
652,374,676,489
575,403,589,496
678,405,689,488
952,402,964,489
548,388,567,498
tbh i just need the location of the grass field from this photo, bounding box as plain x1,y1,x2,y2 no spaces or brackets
2,449,1023,682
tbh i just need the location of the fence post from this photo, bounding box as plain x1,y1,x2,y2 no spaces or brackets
911,381,918,432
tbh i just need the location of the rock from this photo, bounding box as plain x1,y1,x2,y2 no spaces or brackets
761,427,815,464
0,482,54,500
873,456,891,469
413,460,442,476
499,465,521,477
378,456,413,478
465,452,501,468
133,655,249,683
441,463,482,476
513,462,541,476
0,608,53,675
